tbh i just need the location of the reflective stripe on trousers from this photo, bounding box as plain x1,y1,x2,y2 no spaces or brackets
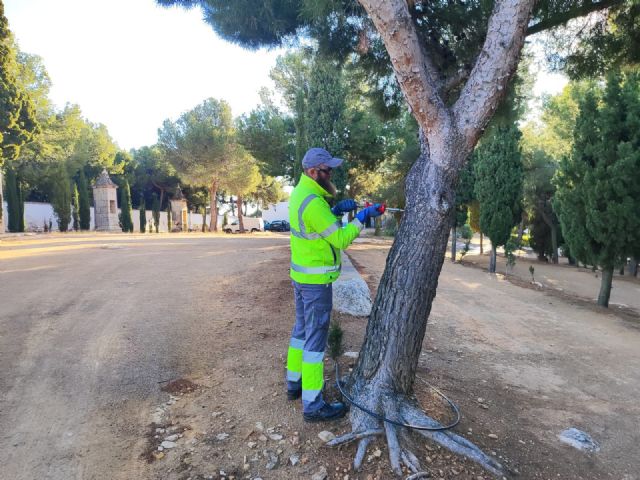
286,281,332,413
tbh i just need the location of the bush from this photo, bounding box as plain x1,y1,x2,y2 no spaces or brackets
459,223,473,240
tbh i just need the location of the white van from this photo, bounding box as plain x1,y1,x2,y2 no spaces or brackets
224,217,264,233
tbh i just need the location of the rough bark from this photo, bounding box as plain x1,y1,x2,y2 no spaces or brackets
597,266,614,307
480,232,484,254
336,0,536,476
351,139,459,394
209,179,218,232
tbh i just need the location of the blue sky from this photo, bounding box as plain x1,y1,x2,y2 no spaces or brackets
5,0,566,152
4,0,283,150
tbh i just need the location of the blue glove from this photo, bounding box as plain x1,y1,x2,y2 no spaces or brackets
356,204,383,223
331,199,357,216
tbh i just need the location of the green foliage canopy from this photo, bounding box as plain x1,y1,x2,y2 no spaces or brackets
0,2,38,166
474,125,524,251
554,72,640,274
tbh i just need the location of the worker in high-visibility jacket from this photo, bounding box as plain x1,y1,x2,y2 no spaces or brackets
286,147,383,423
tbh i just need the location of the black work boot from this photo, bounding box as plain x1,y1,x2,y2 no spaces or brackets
303,401,347,423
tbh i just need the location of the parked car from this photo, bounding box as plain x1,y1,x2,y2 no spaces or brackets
268,220,290,232
224,217,264,233
263,220,271,231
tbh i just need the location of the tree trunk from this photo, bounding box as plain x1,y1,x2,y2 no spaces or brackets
628,257,638,277
209,180,218,232
237,195,245,233
550,223,559,264
597,266,613,307
350,136,459,404
480,231,483,254
538,205,559,264
450,226,457,262
489,245,497,273
374,216,381,236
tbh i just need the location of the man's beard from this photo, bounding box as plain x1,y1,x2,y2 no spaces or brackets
317,175,337,197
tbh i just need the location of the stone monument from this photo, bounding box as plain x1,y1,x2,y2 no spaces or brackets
170,186,188,232
92,169,119,231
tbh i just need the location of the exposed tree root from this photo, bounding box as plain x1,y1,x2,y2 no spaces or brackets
327,389,505,478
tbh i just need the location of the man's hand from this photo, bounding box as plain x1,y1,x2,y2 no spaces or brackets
331,199,358,217
356,204,383,223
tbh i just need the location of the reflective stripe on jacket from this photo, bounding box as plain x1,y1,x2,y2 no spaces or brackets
289,175,363,284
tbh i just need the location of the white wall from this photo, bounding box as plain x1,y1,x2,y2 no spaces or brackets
1,201,231,233
262,201,289,222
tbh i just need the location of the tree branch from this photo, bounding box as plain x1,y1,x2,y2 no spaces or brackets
357,0,449,134
526,0,623,36
453,0,536,150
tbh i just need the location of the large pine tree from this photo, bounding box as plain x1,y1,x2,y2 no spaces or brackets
158,0,631,475
555,72,640,307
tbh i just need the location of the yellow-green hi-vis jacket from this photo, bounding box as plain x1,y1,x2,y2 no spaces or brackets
289,174,364,284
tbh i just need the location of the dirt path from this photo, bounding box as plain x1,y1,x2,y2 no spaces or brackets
348,239,640,480
459,243,640,314
2,233,639,480
0,233,293,480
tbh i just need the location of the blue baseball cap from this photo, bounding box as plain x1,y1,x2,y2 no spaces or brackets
302,147,344,169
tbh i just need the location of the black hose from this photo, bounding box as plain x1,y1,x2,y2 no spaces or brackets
333,360,461,431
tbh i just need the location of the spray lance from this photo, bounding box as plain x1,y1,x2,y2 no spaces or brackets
357,202,404,214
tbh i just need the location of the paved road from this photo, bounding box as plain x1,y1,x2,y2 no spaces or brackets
0,233,289,480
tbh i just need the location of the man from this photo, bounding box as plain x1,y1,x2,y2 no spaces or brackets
286,147,383,422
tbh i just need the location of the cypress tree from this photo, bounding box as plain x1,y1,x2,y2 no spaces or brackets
77,170,91,230
139,196,146,233
71,183,80,231
555,73,640,307
152,193,160,233
5,165,20,232
474,124,523,273
119,180,133,232
16,171,24,232
50,164,71,232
